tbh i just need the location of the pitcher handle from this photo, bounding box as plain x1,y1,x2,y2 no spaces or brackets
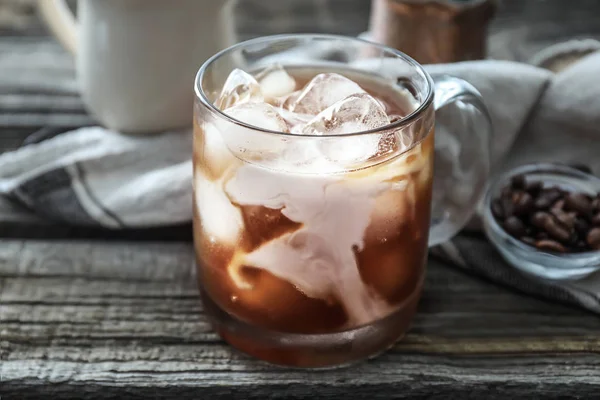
428,74,493,246
37,0,78,55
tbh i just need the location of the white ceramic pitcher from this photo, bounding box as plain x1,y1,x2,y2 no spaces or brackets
38,0,237,133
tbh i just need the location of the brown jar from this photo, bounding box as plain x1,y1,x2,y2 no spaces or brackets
369,0,497,64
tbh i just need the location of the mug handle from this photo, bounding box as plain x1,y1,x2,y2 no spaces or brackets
37,0,78,55
428,74,493,246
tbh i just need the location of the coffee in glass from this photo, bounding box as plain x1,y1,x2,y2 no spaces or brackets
194,35,491,368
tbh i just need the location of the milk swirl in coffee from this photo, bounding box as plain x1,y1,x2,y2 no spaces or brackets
193,65,434,363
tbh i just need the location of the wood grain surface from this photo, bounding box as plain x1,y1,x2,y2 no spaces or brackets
2,240,600,399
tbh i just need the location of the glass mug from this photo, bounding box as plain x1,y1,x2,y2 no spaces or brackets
193,35,491,368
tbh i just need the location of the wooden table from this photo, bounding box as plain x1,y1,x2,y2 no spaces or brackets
2,1,600,399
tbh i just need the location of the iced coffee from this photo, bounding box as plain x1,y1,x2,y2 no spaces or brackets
193,63,434,367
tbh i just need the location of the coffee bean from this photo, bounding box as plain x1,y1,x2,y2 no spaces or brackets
512,191,534,216
567,163,593,174
534,197,552,210
492,171,600,253
535,189,562,209
574,218,591,235
521,236,536,246
550,209,576,230
504,216,526,238
587,228,600,250
531,212,551,229
564,193,593,218
541,215,572,243
525,181,543,196
511,174,526,190
551,199,565,211
535,239,566,253
546,225,572,243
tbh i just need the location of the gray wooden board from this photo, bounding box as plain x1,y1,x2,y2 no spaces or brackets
2,240,600,399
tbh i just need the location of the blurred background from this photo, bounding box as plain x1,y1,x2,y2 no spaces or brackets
1,0,600,62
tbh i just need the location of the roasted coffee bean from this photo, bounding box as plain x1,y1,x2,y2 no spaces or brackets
551,199,565,211
491,199,505,220
567,163,593,174
540,215,572,243
493,171,600,253
520,236,536,246
535,239,566,253
574,218,591,235
531,212,551,230
530,211,571,242
564,193,593,218
504,216,526,238
511,174,526,190
512,191,534,216
550,209,576,230
534,197,552,210
525,181,543,196
534,189,562,209
587,228,600,250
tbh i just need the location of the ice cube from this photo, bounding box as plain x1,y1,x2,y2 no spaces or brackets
317,136,379,168
364,185,411,244
221,102,289,157
279,140,344,173
277,108,313,133
241,231,334,299
201,122,241,179
216,69,263,110
301,93,391,166
256,64,297,99
194,169,243,245
302,93,390,135
286,73,367,114
226,102,289,133
361,142,429,184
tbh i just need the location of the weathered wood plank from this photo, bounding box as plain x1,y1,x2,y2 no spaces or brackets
2,241,600,398
0,240,194,279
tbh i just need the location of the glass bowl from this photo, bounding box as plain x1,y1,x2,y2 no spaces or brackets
482,163,600,280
